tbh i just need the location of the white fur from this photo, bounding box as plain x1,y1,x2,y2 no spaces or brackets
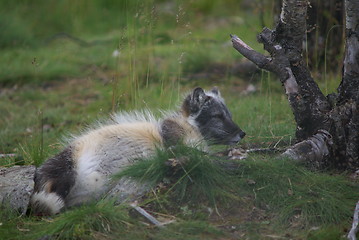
111,110,158,125
63,110,160,145
31,191,65,215
61,120,164,207
205,90,224,102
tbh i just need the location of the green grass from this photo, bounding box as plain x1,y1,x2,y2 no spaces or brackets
0,200,132,240
0,0,263,86
115,144,237,206
307,225,348,240
29,201,133,240
2,147,356,239
0,199,226,240
0,43,116,85
116,147,358,228
238,155,358,226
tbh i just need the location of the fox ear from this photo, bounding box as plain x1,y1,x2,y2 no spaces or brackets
211,86,221,96
189,87,208,113
182,87,208,116
191,87,206,103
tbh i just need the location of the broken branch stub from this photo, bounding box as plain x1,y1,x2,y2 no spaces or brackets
230,34,272,71
231,34,291,85
282,130,333,168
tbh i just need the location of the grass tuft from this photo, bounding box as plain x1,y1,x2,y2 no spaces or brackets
238,155,359,226
307,224,347,240
30,200,133,240
116,145,358,228
0,205,27,240
115,144,237,206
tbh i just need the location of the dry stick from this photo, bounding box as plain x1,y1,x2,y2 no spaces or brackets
130,202,164,227
230,34,294,89
348,200,359,240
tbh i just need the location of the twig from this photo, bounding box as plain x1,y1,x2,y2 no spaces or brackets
348,200,359,240
246,148,284,154
130,202,164,227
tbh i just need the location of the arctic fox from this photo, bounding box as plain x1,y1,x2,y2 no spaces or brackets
30,87,245,215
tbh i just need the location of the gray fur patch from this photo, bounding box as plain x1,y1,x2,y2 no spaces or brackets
33,147,76,201
161,119,186,147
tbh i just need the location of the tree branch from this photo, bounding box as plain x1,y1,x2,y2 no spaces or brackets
230,34,292,87
230,34,272,72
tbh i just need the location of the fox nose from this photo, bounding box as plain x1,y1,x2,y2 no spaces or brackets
229,131,245,145
239,131,246,139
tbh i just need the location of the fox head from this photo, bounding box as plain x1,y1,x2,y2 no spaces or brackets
182,87,245,145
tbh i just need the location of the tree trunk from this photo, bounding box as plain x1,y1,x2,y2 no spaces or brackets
231,0,359,170
270,0,345,72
